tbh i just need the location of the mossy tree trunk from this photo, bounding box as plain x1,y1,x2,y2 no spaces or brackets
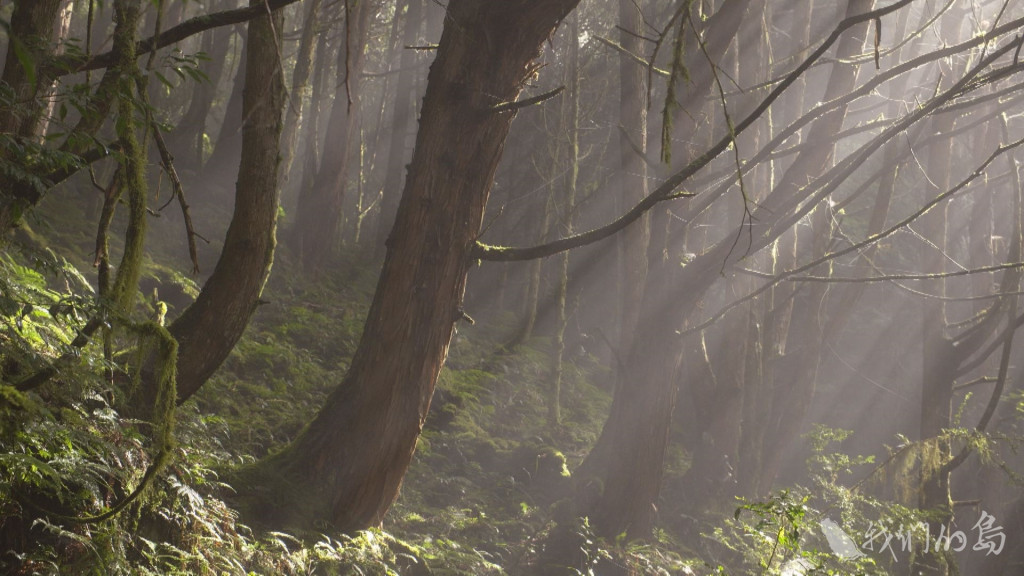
168,0,285,405
239,0,580,533
0,0,67,233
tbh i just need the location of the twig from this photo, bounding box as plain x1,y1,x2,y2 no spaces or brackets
792,261,1024,283
151,125,205,274
686,8,753,267
593,34,669,77
492,86,565,114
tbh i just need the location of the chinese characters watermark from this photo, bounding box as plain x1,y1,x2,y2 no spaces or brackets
821,510,1005,562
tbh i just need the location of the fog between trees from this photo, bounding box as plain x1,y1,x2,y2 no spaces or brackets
2,0,1024,574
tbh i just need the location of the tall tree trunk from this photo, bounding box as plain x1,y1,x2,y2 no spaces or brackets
165,4,233,168
374,0,424,257
34,0,73,141
288,24,332,216
167,0,285,404
0,0,67,232
291,0,373,266
748,2,917,495
615,0,649,355
575,0,872,540
238,0,580,533
204,28,247,179
911,8,965,575
508,201,552,347
573,0,755,540
277,0,322,187
718,0,872,495
549,15,581,427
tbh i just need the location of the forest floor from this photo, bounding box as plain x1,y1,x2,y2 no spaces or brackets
0,186,889,575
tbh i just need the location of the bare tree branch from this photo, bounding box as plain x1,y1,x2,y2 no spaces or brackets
47,0,304,76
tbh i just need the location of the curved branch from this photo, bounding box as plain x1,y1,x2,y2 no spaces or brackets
47,0,303,76
471,0,919,262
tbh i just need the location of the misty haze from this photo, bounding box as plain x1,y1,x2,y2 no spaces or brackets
1,0,1022,574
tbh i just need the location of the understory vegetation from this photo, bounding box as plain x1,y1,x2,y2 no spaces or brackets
5,0,1024,574
0,203,1015,575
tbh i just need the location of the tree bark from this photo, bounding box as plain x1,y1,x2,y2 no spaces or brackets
572,0,756,540
374,0,424,258
165,4,233,169
291,0,373,266
168,0,285,405
615,0,649,357
549,15,581,427
0,0,66,232
277,0,322,188
34,0,73,142
204,29,247,180
238,0,580,533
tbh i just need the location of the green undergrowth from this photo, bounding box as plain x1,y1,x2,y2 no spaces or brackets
0,187,721,574
1,237,648,575
1,229,921,575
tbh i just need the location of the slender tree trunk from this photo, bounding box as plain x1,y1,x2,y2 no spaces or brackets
911,9,965,575
914,123,955,573
509,201,552,347
107,0,147,316
238,0,580,533
278,0,322,187
166,5,232,168
204,28,247,178
573,0,755,540
374,0,423,257
549,15,581,427
0,0,67,232
291,0,373,266
575,0,872,539
615,0,649,355
288,25,331,216
748,2,917,495
168,0,286,404
34,0,73,141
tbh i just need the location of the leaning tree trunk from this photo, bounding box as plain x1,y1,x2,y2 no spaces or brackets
166,0,285,405
238,0,580,533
